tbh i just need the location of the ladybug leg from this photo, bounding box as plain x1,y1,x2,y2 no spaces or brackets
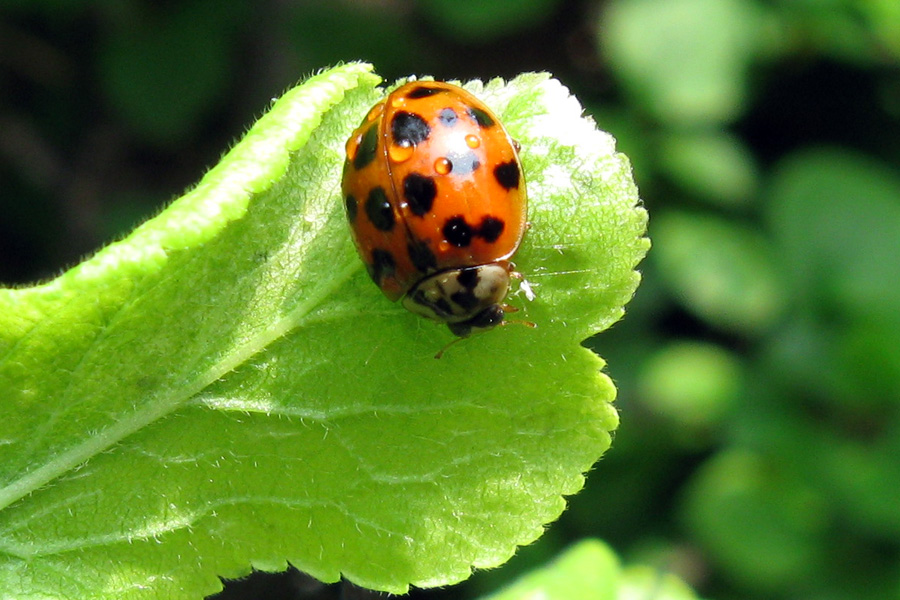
434,336,465,359
436,317,536,358
502,267,536,327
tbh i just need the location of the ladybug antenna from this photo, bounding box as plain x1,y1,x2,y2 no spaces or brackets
500,304,537,329
501,318,537,330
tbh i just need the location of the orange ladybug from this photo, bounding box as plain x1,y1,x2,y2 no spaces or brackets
341,81,528,337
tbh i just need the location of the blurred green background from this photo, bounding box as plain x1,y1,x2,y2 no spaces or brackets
2,0,899,599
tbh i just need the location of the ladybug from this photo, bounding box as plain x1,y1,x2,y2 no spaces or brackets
342,80,528,338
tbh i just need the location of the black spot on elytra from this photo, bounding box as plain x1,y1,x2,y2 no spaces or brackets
406,85,443,99
445,151,481,176
368,249,396,285
345,194,357,222
408,240,437,273
352,125,378,170
443,216,473,248
403,173,437,217
478,216,505,243
365,187,395,231
467,106,495,128
392,111,430,147
493,160,520,190
442,215,506,247
439,108,458,126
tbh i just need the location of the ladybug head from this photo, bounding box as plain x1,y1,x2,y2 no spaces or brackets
401,263,512,337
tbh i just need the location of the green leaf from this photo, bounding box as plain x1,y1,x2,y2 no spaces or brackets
862,0,900,59
766,148,900,320
418,0,562,41
638,341,742,443
478,539,704,600
765,149,900,406
618,564,705,600
480,539,620,600
771,0,900,62
658,130,759,207
652,211,784,335
601,0,767,125
0,64,648,598
681,449,828,593
97,0,247,145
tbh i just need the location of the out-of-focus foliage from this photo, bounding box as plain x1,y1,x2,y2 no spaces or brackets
2,0,899,599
